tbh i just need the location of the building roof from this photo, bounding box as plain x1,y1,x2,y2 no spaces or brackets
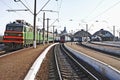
74,29,91,38
93,29,114,37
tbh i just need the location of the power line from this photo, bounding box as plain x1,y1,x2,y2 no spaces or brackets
57,0,63,20
85,0,104,19
37,0,51,15
90,1,120,21
23,0,33,12
0,0,25,17
59,0,63,10
18,0,34,14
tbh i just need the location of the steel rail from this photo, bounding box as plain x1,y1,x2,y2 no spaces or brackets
54,45,62,80
61,44,99,80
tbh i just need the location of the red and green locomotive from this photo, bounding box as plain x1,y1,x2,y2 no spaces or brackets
3,20,49,50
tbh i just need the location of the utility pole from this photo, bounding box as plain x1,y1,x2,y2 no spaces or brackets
14,0,58,48
43,12,45,45
39,29,41,44
33,0,37,48
86,24,88,32
53,26,55,43
113,26,115,41
86,24,88,42
47,18,50,44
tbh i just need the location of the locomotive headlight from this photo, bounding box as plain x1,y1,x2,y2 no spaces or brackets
18,34,22,36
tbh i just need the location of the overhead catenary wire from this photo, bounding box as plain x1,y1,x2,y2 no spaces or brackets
56,0,59,20
84,1,120,33
1,0,61,27
37,0,51,15
23,0,33,13
19,0,34,15
89,0,120,21
85,0,104,19
0,0,31,18
0,0,25,17
56,0,63,21
37,0,62,30
52,0,62,28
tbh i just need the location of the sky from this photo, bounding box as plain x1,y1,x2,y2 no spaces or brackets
0,0,120,37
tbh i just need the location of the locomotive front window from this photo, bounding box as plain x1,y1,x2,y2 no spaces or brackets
6,26,23,32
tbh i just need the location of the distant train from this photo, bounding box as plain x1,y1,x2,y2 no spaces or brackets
3,20,53,50
60,35,71,43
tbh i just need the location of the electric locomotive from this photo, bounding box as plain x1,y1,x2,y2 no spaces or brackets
3,20,42,50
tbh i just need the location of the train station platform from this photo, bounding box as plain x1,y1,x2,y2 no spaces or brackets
65,42,120,80
0,44,51,80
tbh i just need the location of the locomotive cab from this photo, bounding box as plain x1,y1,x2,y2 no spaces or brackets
3,21,24,49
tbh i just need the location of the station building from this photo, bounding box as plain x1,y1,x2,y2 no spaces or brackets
92,29,114,41
73,29,91,42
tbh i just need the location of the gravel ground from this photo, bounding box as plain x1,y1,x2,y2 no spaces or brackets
35,48,53,80
65,42,120,71
0,44,50,80
35,46,54,80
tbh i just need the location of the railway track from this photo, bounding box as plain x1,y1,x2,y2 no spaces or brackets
0,46,21,56
91,41,120,48
0,44,32,56
90,42,120,50
81,42,120,58
48,44,108,80
77,42,120,64
0,44,7,55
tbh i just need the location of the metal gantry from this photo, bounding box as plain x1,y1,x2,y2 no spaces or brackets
13,0,58,48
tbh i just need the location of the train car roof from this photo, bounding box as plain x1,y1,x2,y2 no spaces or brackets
6,22,23,27
6,21,33,28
